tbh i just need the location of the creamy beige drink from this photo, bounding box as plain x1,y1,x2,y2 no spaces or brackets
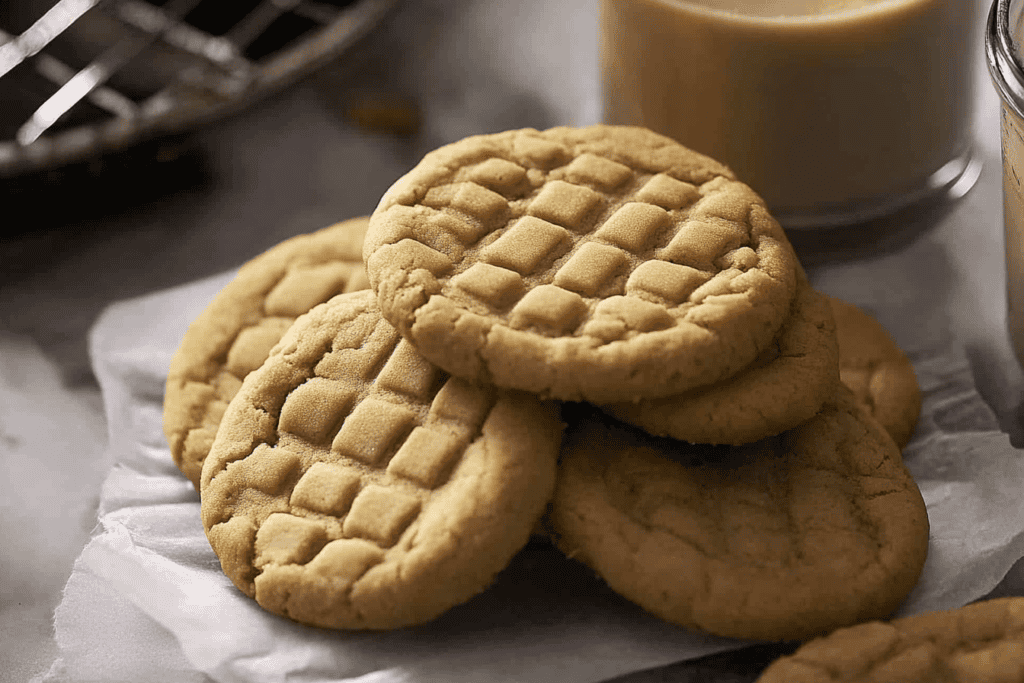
602,0,980,226
1002,104,1024,367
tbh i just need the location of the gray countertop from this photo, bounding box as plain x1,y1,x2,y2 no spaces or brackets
0,0,1016,681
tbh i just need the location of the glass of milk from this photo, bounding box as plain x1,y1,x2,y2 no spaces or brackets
601,0,983,229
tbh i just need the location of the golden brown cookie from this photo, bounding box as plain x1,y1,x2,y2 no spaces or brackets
758,597,1024,682
829,296,921,449
363,124,799,403
549,386,929,641
163,217,370,489
600,272,839,444
200,290,562,629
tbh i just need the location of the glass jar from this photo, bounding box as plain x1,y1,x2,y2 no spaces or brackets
988,0,1024,367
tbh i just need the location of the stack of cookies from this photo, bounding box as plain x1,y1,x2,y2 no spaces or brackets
163,125,928,642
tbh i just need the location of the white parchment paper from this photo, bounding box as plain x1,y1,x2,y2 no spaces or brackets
35,245,1024,682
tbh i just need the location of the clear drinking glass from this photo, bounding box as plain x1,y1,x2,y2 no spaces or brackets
601,0,982,229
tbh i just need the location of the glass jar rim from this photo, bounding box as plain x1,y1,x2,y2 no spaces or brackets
988,0,1024,119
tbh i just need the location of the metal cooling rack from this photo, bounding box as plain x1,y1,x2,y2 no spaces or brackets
0,0,399,177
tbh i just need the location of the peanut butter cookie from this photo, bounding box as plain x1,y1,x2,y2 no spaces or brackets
200,290,562,629
600,272,838,444
829,296,921,449
758,597,1024,682
163,217,370,489
549,386,929,641
363,125,798,403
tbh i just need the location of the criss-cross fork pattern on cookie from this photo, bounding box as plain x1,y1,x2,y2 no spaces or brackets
225,260,369,379
203,307,497,588
384,146,767,341
759,598,1024,682
176,258,368,483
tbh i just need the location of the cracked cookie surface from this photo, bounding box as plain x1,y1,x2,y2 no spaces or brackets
199,289,562,629
600,271,839,444
163,217,371,489
549,385,929,641
363,125,798,403
758,597,1024,682
829,296,921,449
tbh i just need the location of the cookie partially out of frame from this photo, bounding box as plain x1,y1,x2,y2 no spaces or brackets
828,296,921,449
200,290,562,629
758,597,1024,682
549,386,929,642
163,217,370,489
363,124,798,403
600,272,838,444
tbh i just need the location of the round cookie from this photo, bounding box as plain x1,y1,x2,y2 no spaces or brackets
600,273,839,445
829,296,921,449
758,597,1024,681
549,386,929,642
363,124,799,403
200,289,562,630
163,217,370,490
